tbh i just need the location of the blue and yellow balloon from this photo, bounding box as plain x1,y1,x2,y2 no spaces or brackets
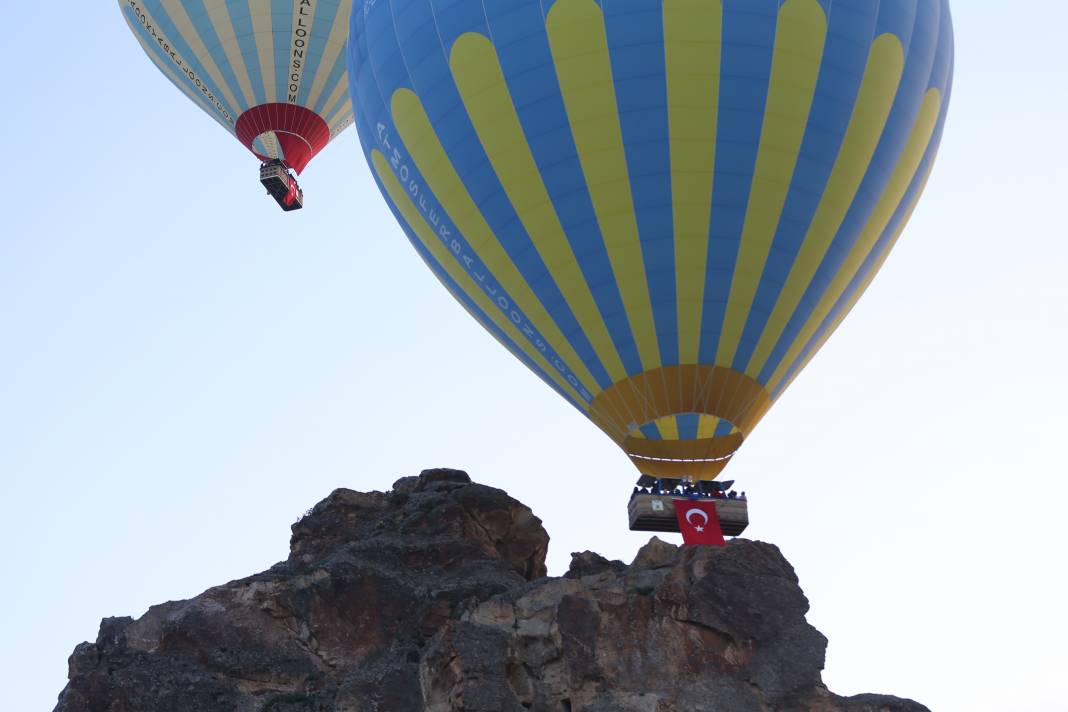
349,0,953,480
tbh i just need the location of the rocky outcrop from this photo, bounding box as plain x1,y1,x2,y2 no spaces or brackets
55,469,927,712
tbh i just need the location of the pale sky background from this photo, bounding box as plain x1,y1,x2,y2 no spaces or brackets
2,3,1066,711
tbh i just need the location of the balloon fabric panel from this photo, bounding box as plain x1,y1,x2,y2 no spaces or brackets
119,0,355,173
349,0,953,480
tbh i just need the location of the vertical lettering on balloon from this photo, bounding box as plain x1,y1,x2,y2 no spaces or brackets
288,0,314,103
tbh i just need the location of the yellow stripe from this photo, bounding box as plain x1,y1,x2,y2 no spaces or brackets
744,34,904,378
306,0,352,110
768,89,943,393
390,88,603,396
203,0,254,108
776,165,935,397
259,130,281,159
250,3,277,103
657,416,680,441
627,416,680,440
159,0,243,113
664,0,723,365
324,81,354,128
696,414,721,439
714,0,827,366
329,114,354,139
371,150,589,409
448,33,629,385
546,0,661,372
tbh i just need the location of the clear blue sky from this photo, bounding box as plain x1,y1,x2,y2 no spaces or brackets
2,3,1066,711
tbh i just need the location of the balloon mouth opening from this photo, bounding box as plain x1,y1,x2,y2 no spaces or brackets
628,452,733,464
621,430,745,481
256,130,313,153
586,364,773,479
252,131,281,161
623,412,741,475
235,104,331,175
251,130,315,172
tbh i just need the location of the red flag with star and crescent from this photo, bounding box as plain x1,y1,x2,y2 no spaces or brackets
672,499,725,546
284,176,299,206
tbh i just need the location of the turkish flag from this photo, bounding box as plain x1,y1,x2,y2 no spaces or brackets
284,177,298,206
673,499,725,547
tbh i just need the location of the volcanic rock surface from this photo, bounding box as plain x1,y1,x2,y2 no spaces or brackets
55,469,927,712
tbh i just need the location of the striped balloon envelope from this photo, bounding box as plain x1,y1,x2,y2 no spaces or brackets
349,0,953,481
119,0,354,174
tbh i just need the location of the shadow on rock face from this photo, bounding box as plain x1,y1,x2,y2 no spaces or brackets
54,469,928,712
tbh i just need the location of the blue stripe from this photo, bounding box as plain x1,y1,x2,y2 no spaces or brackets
714,418,734,438
677,413,700,441
696,1,779,365
929,0,955,94
138,1,242,123
604,1,679,367
772,89,952,400
730,0,878,372
387,0,617,390
271,0,293,101
357,0,597,402
639,423,661,440
181,0,252,110
226,0,267,105
296,0,342,106
490,0,647,379
777,0,954,400
874,0,920,46
758,0,938,384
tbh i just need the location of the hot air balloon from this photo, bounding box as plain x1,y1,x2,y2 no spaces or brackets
348,0,953,531
118,0,355,210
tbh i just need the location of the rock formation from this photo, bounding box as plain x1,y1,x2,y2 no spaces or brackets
55,469,928,712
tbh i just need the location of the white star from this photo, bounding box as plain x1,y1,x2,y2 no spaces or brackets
695,525,704,532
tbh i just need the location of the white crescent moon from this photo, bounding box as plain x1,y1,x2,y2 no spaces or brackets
685,508,709,527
